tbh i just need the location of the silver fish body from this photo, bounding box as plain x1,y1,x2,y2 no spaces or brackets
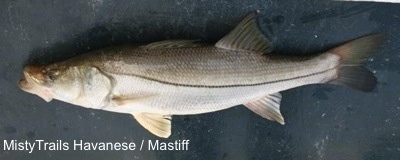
18,12,383,138
69,46,337,114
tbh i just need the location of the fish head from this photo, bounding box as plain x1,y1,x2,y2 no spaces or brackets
18,64,83,103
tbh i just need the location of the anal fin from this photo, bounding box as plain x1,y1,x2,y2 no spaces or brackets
244,93,285,125
133,113,172,138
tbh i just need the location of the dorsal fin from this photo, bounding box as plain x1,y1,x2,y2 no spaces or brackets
215,11,273,53
142,40,205,49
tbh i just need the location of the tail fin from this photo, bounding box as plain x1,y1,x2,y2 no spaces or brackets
329,34,385,92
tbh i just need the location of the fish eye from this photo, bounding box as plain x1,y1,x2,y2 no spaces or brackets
48,73,56,81
47,70,59,81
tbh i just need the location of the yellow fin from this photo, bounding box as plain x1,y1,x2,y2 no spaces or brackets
215,11,273,53
133,113,172,138
244,93,285,125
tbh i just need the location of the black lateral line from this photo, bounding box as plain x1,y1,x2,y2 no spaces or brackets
109,67,336,88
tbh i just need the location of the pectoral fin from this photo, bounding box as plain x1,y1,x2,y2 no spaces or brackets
244,93,285,125
133,113,172,138
112,95,155,107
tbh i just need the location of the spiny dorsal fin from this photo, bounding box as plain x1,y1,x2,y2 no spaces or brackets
133,113,172,138
244,93,285,125
215,11,273,53
142,40,204,49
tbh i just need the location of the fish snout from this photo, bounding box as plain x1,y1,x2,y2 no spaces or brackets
22,65,46,84
18,65,42,91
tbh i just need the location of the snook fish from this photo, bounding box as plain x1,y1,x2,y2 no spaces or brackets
18,12,384,138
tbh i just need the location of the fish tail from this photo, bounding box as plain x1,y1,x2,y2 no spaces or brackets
328,33,385,92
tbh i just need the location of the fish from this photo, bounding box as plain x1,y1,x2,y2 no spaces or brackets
18,12,384,138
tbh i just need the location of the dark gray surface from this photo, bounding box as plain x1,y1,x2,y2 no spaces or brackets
0,0,399,160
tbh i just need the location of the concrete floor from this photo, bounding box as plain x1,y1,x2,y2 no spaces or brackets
0,0,399,159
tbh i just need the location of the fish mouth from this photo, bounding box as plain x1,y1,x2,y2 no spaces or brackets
18,65,54,102
21,65,45,85
18,78,31,91
18,66,40,92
